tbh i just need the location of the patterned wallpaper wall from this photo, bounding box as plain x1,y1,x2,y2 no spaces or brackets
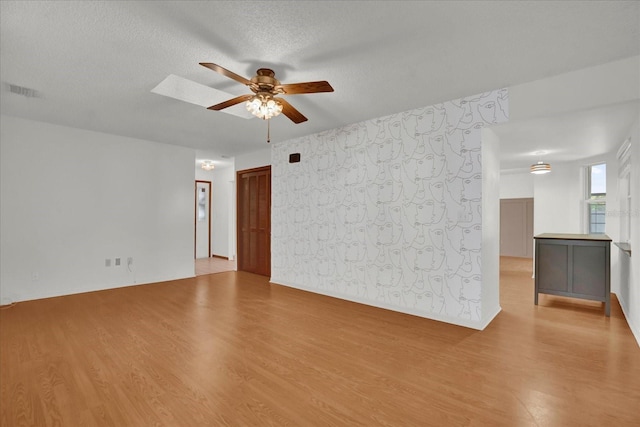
271,89,508,326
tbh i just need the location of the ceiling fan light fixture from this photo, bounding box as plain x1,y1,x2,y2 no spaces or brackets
530,161,551,174
201,160,215,171
246,94,283,120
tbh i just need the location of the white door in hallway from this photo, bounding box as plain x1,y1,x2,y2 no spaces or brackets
195,181,211,259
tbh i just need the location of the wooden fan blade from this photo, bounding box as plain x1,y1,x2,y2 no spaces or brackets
199,63,253,86
207,94,253,111
277,81,334,95
278,98,308,124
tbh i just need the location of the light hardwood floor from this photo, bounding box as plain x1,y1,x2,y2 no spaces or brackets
1,257,639,426
195,256,236,276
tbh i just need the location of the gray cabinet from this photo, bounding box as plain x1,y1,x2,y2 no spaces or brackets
534,233,611,316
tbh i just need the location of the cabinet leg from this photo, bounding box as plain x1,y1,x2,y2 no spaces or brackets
605,298,610,317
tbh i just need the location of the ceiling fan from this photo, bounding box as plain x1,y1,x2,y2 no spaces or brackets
199,63,334,124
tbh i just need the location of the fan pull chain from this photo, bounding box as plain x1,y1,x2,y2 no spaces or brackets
267,118,271,144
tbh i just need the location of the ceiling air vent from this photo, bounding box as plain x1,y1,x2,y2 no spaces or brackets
3,82,41,98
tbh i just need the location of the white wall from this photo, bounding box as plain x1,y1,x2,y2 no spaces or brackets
228,176,236,261
211,166,234,258
481,128,502,325
500,170,533,199
0,115,195,305
533,161,584,235
235,147,271,171
618,118,640,345
271,89,509,330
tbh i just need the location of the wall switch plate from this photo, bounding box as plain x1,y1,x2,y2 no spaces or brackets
115,258,121,266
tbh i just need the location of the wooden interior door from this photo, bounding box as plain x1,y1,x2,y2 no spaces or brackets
237,166,271,276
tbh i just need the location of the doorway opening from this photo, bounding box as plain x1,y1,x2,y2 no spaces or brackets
194,178,237,276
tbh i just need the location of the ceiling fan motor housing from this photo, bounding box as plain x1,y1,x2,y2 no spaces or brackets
251,69,281,93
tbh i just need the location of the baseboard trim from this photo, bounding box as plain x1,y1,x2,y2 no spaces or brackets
479,305,502,330
269,277,489,330
614,292,640,348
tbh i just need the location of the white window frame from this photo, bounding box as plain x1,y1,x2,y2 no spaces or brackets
584,162,607,235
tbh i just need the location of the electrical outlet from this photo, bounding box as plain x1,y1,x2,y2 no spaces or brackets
115,258,121,266
31,272,39,281
105,258,111,267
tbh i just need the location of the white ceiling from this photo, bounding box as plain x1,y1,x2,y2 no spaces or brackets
495,100,640,170
1,1,639,168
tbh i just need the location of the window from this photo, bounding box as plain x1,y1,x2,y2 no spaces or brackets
585,163,606,234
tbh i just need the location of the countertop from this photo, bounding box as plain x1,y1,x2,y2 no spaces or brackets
534,233,612,241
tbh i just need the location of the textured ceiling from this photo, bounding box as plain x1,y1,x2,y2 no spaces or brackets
1,1,639,167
